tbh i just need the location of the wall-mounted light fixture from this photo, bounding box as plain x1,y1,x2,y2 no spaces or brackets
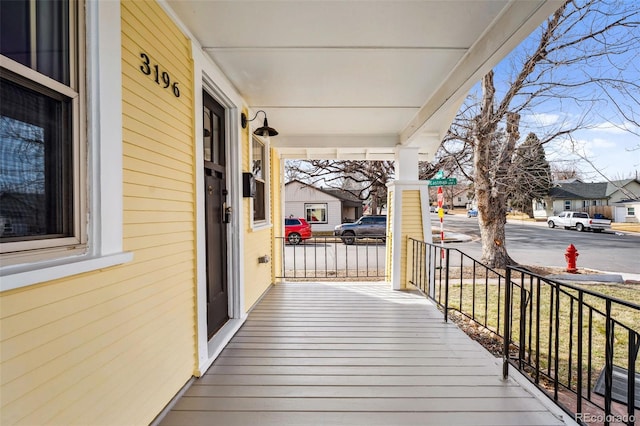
241,110,278,137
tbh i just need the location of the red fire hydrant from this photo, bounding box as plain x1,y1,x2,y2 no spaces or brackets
565,244,579,273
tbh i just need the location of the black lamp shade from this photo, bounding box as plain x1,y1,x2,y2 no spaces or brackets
254,117,278,137
241,111,278,136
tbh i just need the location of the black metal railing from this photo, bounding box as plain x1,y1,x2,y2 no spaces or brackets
408,238,639,426
505,266,639,426
276,235,386,280
408,237,525,334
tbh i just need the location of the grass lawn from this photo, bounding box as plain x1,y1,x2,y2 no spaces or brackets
437,274,639,401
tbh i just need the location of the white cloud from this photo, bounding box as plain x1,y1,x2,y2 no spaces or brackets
590,121,640,135
587,138,616,149
528,113,561,127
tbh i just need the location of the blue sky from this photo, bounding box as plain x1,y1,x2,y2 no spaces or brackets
485,0,640,181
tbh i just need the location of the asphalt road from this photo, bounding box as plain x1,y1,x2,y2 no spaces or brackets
437,213,640,275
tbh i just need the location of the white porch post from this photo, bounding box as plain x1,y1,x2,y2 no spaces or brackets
388,146,432,290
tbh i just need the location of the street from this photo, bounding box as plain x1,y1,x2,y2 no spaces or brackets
438,213,640,275
281,215,640,278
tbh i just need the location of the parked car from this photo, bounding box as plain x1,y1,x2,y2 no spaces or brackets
285,218,312,244
334,215,387,245
430,205,449,214
547,211,611,233
467,208,478,217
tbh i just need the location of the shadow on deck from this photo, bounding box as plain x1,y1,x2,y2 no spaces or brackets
159,282,572,425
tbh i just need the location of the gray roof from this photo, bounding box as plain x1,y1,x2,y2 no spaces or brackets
548,179,640,200
605,179,636,197
285,180,363,207
548,182,608,200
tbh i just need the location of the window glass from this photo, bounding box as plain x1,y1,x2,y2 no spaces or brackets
0,0,70,85
203,103,223,165
564,201,571,210
251,136,266,223
628,207,635,216
305,203,327,223
1,74,73,241
252,138,264,180
1,0,80,256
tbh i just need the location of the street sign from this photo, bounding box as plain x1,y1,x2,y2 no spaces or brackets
428,178,457,186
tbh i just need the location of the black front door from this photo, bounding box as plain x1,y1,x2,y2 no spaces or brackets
203,91,229,338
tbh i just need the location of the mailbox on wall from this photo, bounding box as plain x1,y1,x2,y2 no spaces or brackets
242,172,256,198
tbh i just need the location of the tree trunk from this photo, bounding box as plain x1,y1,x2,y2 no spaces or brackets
523,201,534,219
473,72,517,268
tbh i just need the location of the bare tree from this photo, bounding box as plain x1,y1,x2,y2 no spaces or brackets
442,0,640,268
285,155,460,214
550,164,583,181
285,160,394,214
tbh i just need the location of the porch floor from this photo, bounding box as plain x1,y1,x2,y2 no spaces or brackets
159,282,569,425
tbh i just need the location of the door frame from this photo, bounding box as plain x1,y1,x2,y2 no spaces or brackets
193,47,246,375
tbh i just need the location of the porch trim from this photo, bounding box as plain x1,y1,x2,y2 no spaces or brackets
192,40,247,374
387,180,432,290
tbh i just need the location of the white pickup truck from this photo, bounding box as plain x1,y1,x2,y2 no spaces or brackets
547,211,611,232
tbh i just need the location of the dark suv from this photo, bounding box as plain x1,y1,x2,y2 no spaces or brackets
334,215,387,245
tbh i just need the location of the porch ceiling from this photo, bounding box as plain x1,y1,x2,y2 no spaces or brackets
166,0,561,160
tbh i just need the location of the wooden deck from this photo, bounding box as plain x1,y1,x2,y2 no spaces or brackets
159,282,570,425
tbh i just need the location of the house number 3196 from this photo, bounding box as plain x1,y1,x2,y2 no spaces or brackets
139,52,180,98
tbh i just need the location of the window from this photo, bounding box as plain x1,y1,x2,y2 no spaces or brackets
251,136,267,223
1,0,84,259
564,201,571,210
1,1,131,290
628,207,636,216
305,203,327,224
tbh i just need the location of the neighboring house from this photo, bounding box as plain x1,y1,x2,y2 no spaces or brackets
451,185,473,208
429,183,471,208
613,199,640,223
534,179,640,220
0,1,559,425
285,180,363,232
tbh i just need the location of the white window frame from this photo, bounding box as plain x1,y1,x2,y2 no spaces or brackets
305,203,328,224
627,207,636,216
1,1,84,258
250,134,270,229
564,200,571,210
0,1,131,292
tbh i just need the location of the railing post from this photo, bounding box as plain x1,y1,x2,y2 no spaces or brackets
444,248,450,323
503,267,512,379
576,291,583,415
627,329,638,425
519,271,526,371
604,301,613,426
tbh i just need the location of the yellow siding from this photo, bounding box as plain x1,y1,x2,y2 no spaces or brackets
0,1,196,425
242,116,276,312
270,149,283,281
386,190,394,282
400,190,424,289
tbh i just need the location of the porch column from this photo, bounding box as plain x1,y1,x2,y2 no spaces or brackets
387,146,433,290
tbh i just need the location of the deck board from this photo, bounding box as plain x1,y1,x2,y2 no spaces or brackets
159,282,568,425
